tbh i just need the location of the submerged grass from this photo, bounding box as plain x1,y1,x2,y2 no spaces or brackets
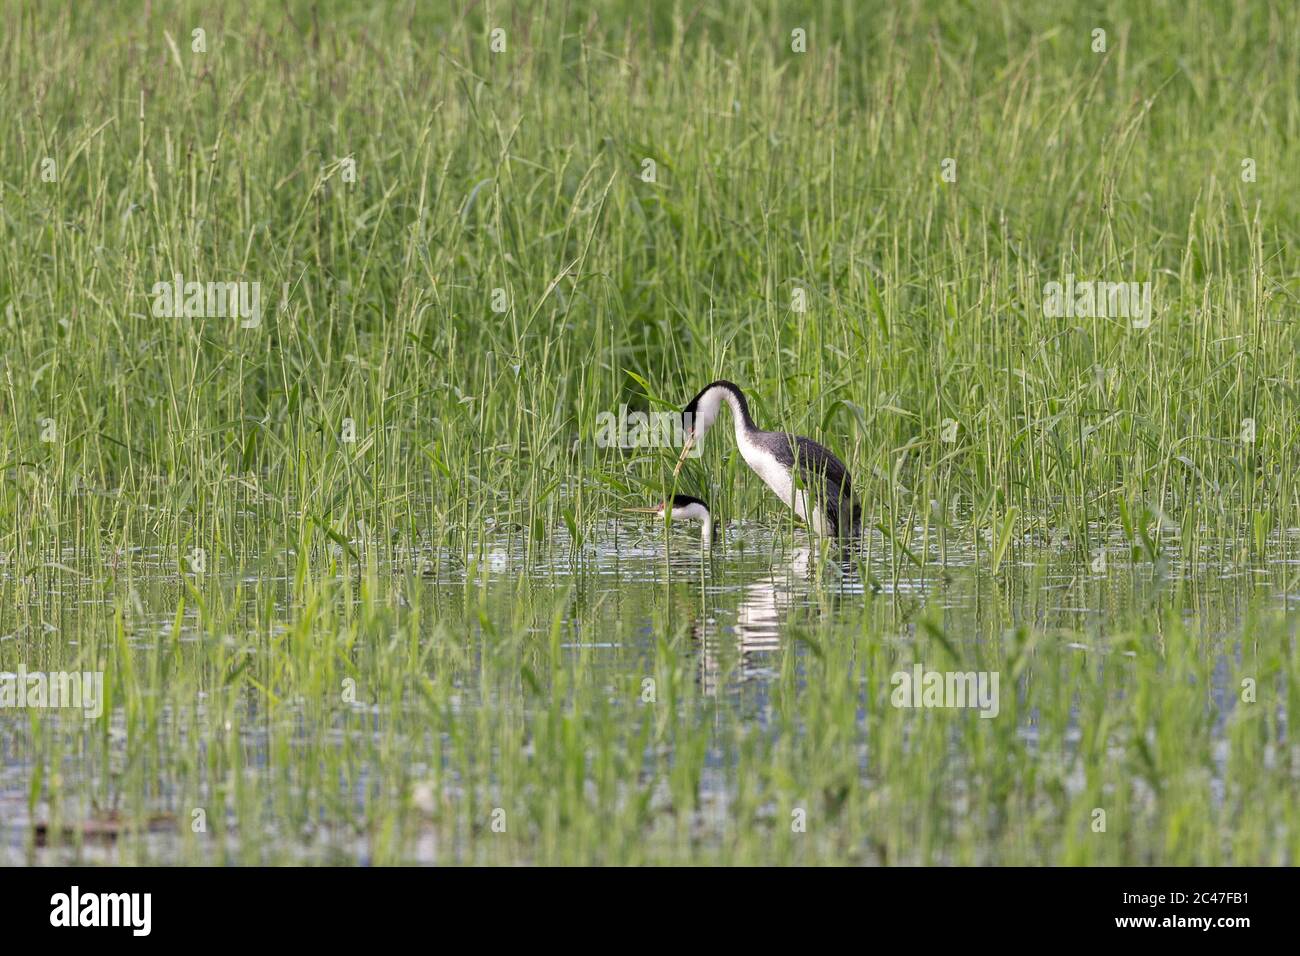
0,0,1297,864
7,539,1298,865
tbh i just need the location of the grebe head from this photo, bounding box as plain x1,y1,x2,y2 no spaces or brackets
676,381,751,476
626,494,715,544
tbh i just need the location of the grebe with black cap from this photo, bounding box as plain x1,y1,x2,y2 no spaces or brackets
626,493,715,545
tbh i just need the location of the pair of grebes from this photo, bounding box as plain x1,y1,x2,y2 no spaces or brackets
629,381,859,546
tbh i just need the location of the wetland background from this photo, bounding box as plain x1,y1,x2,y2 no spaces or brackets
1,0,1297,864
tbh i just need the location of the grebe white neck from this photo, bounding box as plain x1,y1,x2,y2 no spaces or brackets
665,499,714,545
690,383,754,442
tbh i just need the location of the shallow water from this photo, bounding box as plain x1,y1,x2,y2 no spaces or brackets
1,522,1297,865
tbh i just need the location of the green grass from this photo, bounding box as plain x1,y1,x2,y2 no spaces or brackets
0,0,1297,864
